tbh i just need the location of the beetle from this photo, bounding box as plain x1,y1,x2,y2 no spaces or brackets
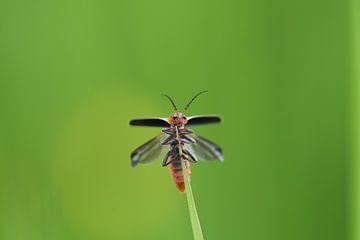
129,91,223,192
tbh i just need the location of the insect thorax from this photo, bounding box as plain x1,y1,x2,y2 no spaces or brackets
161,127,197,165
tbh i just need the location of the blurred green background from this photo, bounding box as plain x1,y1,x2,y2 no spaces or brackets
0,0,355,239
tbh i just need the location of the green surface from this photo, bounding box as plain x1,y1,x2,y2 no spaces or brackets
351,0,360,239
0,0,351,240
177,126,204,240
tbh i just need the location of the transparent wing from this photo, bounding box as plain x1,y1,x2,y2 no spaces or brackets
129,118,169,127
131,133,168,167
186,115,222,126
185,134,224,161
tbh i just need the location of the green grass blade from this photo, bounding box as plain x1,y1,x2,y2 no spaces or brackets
351,0,360,238
181,159,204,240
176,127,204,240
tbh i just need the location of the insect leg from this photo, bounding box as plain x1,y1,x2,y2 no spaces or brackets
187,158,197,163
183,149,197,163
162,135,176,145
162,128,175,135
179,128,193,135
181,135,195,143
162,151,172,167
180,138,193,144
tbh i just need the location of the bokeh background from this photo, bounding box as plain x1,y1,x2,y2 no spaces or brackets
0,0,357,239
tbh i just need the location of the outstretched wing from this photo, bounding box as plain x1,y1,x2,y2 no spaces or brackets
185,134,224,161
186,115,222,126
129,118,169,127
131,133,168,167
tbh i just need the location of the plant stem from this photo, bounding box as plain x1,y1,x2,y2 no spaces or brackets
175,126,204,240
351,0,360,238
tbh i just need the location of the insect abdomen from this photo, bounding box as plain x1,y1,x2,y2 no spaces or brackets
170,159,191,192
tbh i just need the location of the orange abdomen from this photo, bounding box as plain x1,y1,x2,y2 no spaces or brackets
170,160,191,192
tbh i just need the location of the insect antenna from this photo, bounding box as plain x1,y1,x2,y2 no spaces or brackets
183,90,208,113
162,93,179,116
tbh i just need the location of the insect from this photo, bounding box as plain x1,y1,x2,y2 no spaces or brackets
129,91,224,192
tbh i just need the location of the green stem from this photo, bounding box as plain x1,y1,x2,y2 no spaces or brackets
175,126,204,240
351,0,360,238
